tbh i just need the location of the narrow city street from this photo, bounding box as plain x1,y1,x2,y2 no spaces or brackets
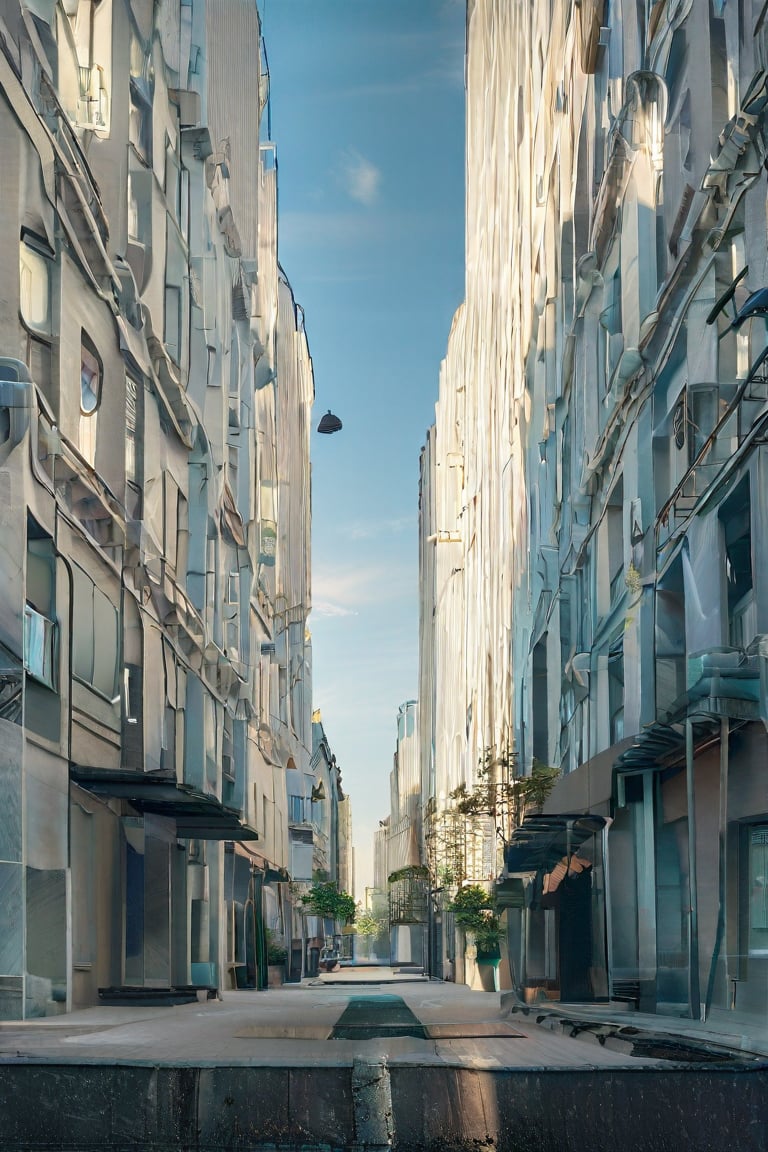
0,970,763,1151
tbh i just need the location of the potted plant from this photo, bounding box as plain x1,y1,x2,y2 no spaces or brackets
266,931,288,987
449,884,503,990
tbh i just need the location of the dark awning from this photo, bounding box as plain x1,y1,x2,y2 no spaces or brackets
503,813,609,874
71,767,259,841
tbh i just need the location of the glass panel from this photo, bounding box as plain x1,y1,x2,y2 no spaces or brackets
164,284,181,362
23,606,56,690
80,345,100,413
92,588,118,698
19,244,50,333
71,566,94,684
748,827,768,956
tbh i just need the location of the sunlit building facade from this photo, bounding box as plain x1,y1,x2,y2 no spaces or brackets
0,0,314,1016
420,0,768,1035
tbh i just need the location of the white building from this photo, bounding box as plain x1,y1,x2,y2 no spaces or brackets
0,0,314,1015
420,0,768,1036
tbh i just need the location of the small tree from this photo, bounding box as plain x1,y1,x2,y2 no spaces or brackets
299,881,356,923
450,745,559,846
354,907,387,939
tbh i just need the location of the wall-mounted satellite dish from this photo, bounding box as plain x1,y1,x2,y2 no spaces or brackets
317,410,342,434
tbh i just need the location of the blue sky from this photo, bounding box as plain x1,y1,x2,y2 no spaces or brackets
261,0,466,895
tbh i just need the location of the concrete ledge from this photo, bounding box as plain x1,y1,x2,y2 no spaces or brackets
0,1061,764,1150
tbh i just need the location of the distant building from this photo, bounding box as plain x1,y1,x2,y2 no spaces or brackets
286,710,353,975
374,701,428,967
419,0,768,1037
0,0,314,1016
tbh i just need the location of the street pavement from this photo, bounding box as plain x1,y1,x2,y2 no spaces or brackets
0,969,670,1070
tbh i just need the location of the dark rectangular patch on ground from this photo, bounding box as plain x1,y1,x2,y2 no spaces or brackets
426,1022,526,1039
331,994,428,1039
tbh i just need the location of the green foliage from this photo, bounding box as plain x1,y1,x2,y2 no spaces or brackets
354,906,388,938
266,930,288,965
299,881,356,923
449,884,493,927
449,747,559,844
387,864,430,884
449,884,502,955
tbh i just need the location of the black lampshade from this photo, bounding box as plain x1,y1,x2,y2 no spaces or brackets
317,410,342,434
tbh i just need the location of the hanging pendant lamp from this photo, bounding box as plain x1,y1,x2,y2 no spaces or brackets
317,409,342,434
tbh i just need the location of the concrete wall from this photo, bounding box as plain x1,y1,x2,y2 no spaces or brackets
0,1061,763,1151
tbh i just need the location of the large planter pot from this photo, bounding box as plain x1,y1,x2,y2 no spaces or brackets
267,963,285,987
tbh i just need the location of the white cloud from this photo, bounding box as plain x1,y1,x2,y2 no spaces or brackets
311,560,413,620
340,149,381,206
312,601,359,619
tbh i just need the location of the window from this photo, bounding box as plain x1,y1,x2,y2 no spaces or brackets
65,0,112,132
24,522,56,690
608,636,624,745
72,564,118,699
222,713,234,781
289,794,304,824
125,377,142,517
165,139,188,238
24,606,57,690
79,333,102,466
531,636,549,764
129,32,152,164
748,827,768,956
164,284,181,363
19,233,52,335
720,480,753,648
607,479,624,606
204,692,217,788
163,473,179,569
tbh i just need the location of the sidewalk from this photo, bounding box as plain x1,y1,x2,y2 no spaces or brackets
501,993,768,1059
0,977,665,1070
0,976,763,1151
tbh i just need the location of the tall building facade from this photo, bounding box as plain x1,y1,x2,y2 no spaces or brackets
420,0,768,1035
0,0,315,1017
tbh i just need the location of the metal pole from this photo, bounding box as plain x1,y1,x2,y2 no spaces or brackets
686,717,701,1019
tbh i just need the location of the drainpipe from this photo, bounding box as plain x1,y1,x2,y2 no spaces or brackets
703,716,729,1021
685,718,701,1019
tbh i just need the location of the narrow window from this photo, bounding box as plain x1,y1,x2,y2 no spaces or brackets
720,480,753,648
125,377,143,517
79,333,102,466
19,231,52,336
72,563,119,700
164,284,181,363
